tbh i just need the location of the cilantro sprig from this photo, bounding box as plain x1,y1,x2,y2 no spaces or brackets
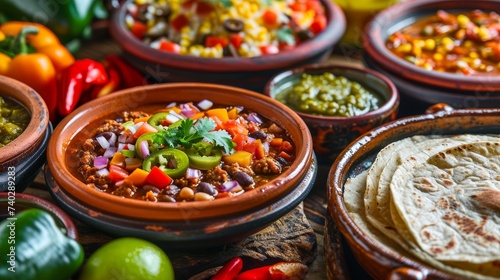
152,117,235,154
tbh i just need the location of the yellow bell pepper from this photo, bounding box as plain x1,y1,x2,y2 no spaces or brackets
0,21,75,121
222,150,253,167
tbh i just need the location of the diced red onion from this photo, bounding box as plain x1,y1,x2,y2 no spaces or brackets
139,140,150,159
197,99,213,110
96,168,110,177
180,103,196,117
127,144,135,151
234,106,244,113
107,133,117,147
118,132,129,143
96,136,110,149
262,141,270,152
166,112,183,123
218,180,241,192
247,112,263,124
115,180,125,187
166,102,177,108
103,147,117,158
117,143,126,152
93,156,109,169
185,168,201,179
247,137,255,143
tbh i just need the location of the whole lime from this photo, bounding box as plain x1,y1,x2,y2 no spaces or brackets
79,237,174,280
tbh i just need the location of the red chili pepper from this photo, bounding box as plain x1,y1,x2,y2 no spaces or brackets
90,64,122,99
104,54,146,88
234,262,308,280
58,59,108,116
211,257,243,280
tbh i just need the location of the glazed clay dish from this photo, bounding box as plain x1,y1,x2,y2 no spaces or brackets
46,83,314,222
328,105,500,279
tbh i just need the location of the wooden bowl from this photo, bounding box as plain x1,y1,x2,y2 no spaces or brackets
46,83,316,247
363,0,500,92
264,63,399,165
0,75,51,192
328,105,500,279
109,0,346,92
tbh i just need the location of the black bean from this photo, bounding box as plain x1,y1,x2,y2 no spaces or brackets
157,195,176,202
248,130,267,140
276,156,289,166
233,171,254,187
142,184,160,194
223,18,244,33
162,185,180,196
196,182,217,196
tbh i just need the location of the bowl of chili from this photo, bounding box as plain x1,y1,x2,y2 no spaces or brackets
363,0,500,110
0,75,52,192
45,83,316,247
109,0,346,92
264,63,399,165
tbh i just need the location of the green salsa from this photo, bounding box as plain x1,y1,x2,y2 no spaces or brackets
0,96,30,147
276,73,383,117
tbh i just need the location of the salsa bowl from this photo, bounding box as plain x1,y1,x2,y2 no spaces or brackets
328,105,500,279
109,0,346,92
46,83,316,247
0,76,51,192
363,0,500,109
264,63,399,165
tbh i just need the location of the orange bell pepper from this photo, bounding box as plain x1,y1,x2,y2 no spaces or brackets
0,22,75,121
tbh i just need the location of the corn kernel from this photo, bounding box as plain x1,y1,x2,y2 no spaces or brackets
469,52,479,59
423,39,435,51
433,53,444,61
457,14,470,27
396,43,412,54
477,26,491,41
423,62,433,71
455,29,466,40
463,40,474,48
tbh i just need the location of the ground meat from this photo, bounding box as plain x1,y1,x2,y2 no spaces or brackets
252,157,282,174
222,162,255,177
173,177,199,189
268,123,285,134
204,166,229,186
122,111,149,122
96,119,123,134
86,175,111,191
112,181,137,198
82,138,96,151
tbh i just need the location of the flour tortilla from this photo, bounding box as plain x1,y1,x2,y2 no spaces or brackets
365,135,500,248
390,141,500,264
344,167,500,280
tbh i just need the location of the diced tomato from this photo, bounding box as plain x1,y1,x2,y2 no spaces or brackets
108,165,129,182
130,21,147,39
270,138,283,147
310,14,327,35
133,122,158,138
209,115,224,130
223,119,248,137
159,40,181,53
195,1,214,16
171,14,189,31
262,9,278,27
277,151,294,162
260,45,279,55
205,36,229,48
289,2,307,12
280,140,294,153
230,34,243,49
243,140,265,160
145,166,173,189
232,133,249,151
305,0,324,14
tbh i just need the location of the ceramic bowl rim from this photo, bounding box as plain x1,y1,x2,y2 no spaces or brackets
328,108,500,279
363,0,500,92
109,0,346,73
47,83,314,222
0,75,49,165
263,62,400,126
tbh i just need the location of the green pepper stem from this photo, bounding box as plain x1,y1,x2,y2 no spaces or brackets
15,26,39,55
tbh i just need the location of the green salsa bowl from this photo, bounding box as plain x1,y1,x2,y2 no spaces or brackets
264,63,399,165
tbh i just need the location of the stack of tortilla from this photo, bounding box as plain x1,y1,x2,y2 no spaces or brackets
344,134,500,279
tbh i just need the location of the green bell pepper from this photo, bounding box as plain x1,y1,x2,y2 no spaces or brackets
0,0,108,53
0,208,84,280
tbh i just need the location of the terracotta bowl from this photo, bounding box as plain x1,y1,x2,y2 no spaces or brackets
0,75,51,192
109,0,346,92
0,192,78,240
46,83,316,248
328,104,500,279
363,0,500,109
264,63,399,165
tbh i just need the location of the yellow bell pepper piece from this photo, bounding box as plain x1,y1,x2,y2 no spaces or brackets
125,168,149,186
206,108,229,122
222,150,253,167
